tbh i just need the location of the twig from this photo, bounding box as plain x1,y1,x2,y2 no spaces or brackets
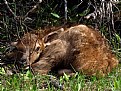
3,0,16,18
64,0,67,21
24,0,42,19
4,0,42,22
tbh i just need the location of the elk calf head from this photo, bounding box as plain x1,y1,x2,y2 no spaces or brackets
5,33,45,69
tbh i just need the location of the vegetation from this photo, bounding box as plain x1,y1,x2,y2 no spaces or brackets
0,66,121,91
0,0,121,91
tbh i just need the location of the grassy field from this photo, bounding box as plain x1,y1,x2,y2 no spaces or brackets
0,25,121,91
0,64,121,91
0,28,121,91
0,1,121,91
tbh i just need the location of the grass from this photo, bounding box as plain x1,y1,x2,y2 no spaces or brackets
0,25,121,91
0,23,121,91
0,65,121,91
0,1,121,91
1,20,121,91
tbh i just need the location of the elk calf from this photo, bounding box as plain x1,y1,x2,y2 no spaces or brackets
5,25,119,77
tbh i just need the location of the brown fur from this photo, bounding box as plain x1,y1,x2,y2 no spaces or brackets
6,33,45,66
5,25,119,77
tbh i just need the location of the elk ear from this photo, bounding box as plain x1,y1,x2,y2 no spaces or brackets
44,28,64,43
11,42,18,46
11,37,22,46
44,32,58,43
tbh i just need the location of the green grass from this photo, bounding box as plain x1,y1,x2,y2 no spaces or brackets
0,0,121,91
1,32,121,91
0,25,121,91
0,65,121,91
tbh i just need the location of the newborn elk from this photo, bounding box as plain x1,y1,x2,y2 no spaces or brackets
4,25,119,77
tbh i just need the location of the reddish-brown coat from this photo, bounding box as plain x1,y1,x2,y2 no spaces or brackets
6,25,119,77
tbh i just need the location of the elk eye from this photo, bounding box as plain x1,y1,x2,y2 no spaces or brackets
35,47,40,51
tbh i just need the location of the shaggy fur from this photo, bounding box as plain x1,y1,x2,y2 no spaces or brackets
5,25,119,77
